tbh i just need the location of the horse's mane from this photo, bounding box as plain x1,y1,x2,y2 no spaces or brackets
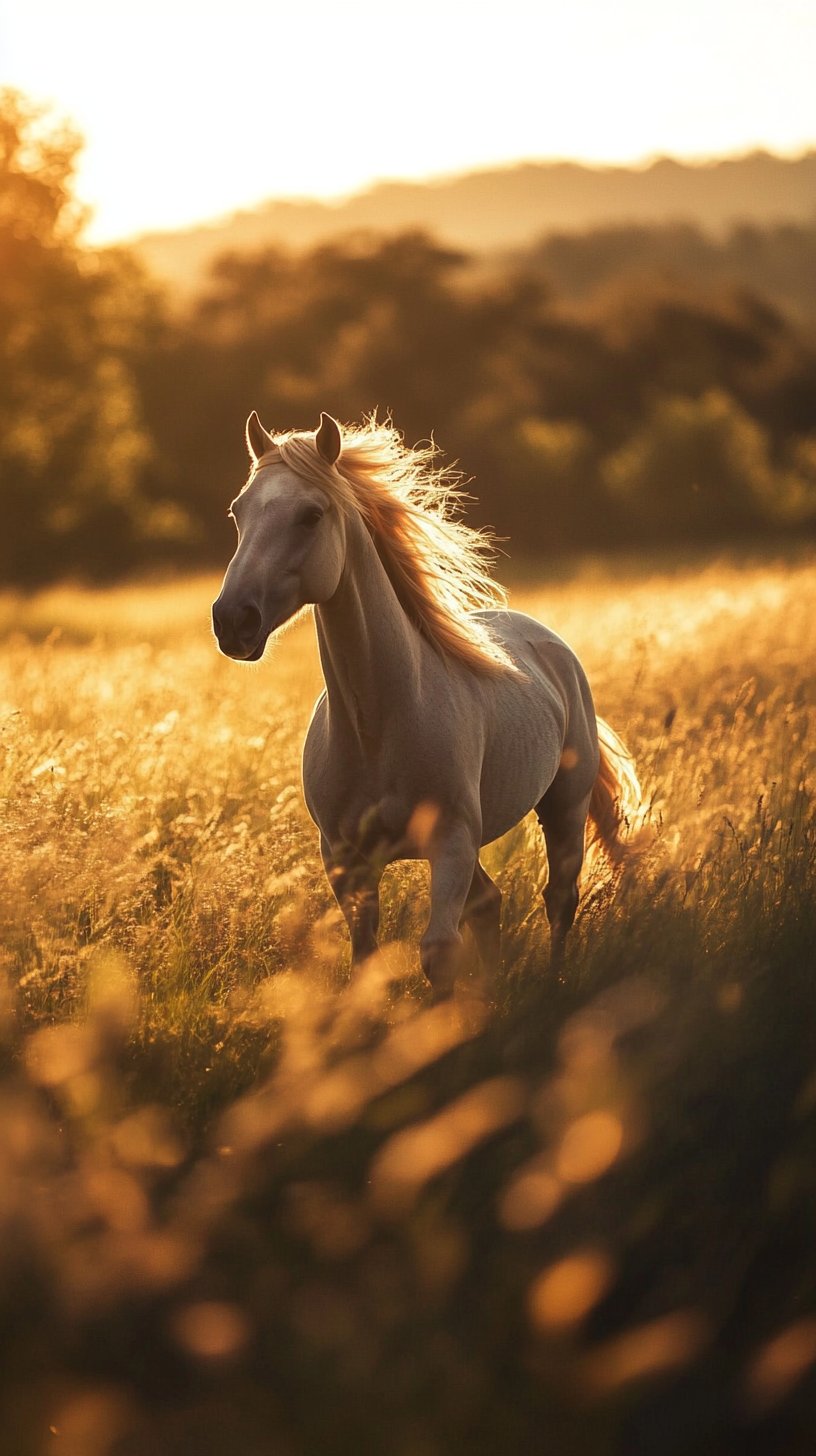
255,419,517,677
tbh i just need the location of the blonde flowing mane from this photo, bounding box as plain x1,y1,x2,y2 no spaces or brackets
254,419,517,676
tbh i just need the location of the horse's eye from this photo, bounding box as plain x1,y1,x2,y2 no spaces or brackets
299,505,324,528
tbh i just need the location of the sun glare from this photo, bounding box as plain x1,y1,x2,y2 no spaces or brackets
2,0,815,242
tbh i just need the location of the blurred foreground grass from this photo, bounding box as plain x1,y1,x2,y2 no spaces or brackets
1,552,815,1454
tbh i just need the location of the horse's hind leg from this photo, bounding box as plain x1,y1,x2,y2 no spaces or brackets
461,861,502,977
535,789,591,974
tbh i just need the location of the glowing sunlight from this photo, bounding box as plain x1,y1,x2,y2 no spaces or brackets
2,0,815,241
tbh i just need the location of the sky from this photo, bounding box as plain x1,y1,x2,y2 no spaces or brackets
2,0,815,244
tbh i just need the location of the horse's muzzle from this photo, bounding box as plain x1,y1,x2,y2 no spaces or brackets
212,599,265,660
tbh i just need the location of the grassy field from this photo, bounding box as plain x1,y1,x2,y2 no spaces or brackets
1,550,815,1454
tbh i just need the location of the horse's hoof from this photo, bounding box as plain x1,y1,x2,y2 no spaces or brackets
428,977,455,1004
421,936,462,1000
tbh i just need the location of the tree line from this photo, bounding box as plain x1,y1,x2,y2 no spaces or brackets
3,87,816,586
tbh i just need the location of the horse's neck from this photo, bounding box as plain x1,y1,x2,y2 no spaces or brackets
314,512,423,741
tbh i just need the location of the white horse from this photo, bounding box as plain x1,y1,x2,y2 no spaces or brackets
213,412,640,996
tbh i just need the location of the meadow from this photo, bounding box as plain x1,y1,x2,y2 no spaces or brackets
1,549,815,1455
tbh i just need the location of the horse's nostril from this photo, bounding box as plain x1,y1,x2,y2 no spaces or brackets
212,600,260,647
236,603,262,639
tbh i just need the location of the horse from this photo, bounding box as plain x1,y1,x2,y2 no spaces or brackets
212,411,640,997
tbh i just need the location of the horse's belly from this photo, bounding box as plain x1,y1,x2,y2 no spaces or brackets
479,737,561,843
477,682,566,844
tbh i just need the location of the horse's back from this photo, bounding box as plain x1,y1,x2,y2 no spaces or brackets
478,607,577,663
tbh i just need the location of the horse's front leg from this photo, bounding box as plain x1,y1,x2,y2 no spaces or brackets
321,837,382,966
462,861,502,978
421,822,480,999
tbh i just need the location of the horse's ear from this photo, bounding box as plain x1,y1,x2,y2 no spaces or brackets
246,410,273,462
315,412,342,466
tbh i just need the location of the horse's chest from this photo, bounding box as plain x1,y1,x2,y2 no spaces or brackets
302,707,474,844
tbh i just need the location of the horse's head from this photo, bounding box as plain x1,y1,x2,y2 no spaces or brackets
212,411,345,661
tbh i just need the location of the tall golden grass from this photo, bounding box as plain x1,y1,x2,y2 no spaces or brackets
1,551,814,1453
1,555,813,1103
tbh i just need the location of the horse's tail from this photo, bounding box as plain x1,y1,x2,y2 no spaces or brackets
586,716,642,869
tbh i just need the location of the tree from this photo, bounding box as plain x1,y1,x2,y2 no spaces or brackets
602,390,776,538
0,89,185,583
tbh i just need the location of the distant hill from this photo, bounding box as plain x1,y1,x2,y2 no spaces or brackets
132,151,816,293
